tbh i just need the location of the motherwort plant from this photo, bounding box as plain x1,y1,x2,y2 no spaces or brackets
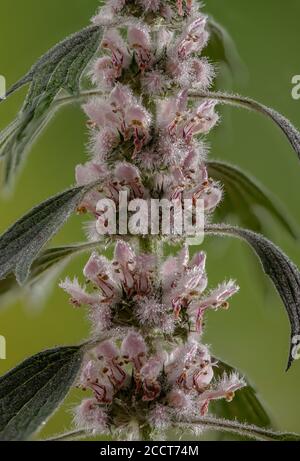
1,0,300,441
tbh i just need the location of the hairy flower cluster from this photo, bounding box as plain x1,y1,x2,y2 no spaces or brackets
60,0,245,440
60,242,239,334
73,333,245,439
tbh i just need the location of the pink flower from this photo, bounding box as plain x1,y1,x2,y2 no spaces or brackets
110,84,133,109
83,99,119,131
59,277,101,307
198,372,246,415
176,0,195,17
159,95,218,144
186,0,193,14
177,16,209,59
189,280,239,332
189,58,215,89
182,146,207,176
161,246,189,292
194,280,240,310
162,248,208,318
141,70,169,95
90,57,118,89
156,27,174,55
160,4,173,21
110,85,151,154
83,252,120,302
91,128,119,159
201,183,223,210
168,389,191,409
113,241,136,292
148,404,170,430
114,162,145,199
101,29,131,77
168,57,215,90
136,297,175,333
128,25,153,71
75,161,105,214
74,398,108,433
76,161,106,186
138,0,161,12
166,339,214,392
96,340,127,388
80,360,115,403
183,100,219,140
189,251,206,271
83,86,151,156
171,267,208,317
125,106,152,155
92,1,126,25
157,90,188,132
135,254,156,295
185,181,223,211
121,331,147,370
140,356,163,401
88,304,112,332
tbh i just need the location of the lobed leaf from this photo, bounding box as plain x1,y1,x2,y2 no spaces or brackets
0,182,99,285
207,160,298,238
0,346,83,441
205,223,300,370
189,91,300,159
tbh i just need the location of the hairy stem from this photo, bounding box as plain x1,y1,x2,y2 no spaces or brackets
54,90,103,108
43,429,88,442
175,416,300,441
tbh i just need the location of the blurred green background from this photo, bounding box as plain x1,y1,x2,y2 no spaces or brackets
0,0,300,440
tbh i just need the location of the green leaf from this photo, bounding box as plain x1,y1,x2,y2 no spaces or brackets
0,345,83,441
0,25,102,188
206,17,246,80
207,160,298,239
5,25,101,101
205,224,300,370
0,182,99,285
189,91,300,159
0,241,106,308
210,360,272,430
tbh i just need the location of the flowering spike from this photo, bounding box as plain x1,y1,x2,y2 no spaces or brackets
57,0,245,440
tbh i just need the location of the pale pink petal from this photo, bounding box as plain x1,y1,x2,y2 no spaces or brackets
59,277,100,307
74,398,108,433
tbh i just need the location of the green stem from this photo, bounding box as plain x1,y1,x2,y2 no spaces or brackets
174,416,300,441
43,429,88,441
53,89,103,108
